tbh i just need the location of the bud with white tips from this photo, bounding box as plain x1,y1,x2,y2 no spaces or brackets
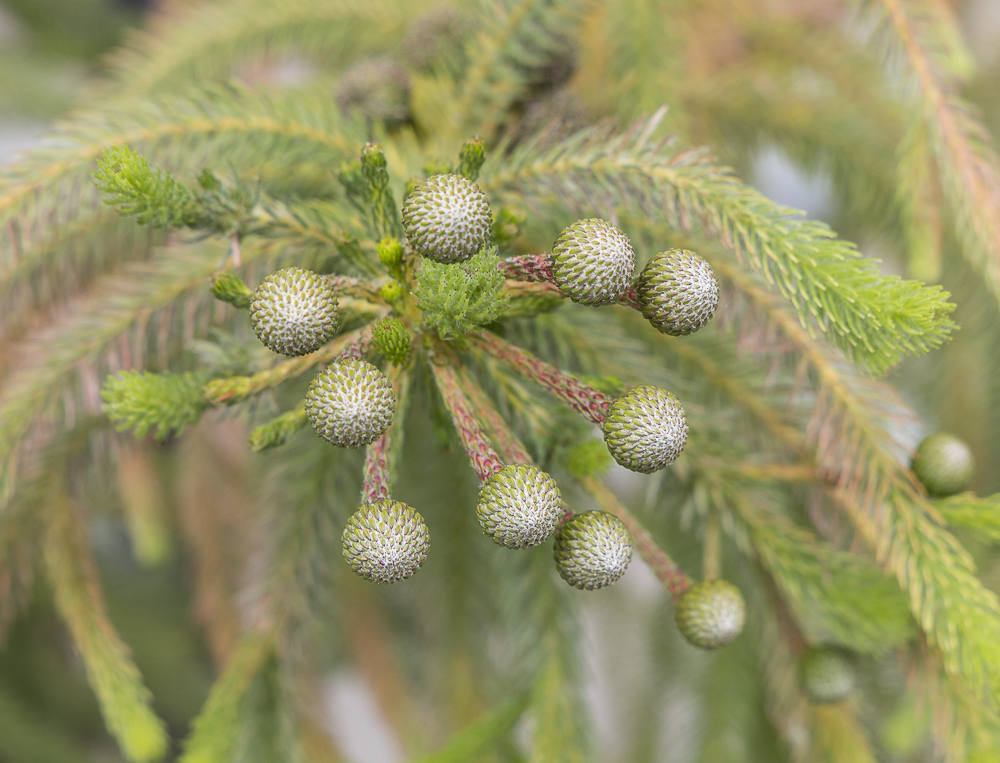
250,267,339,357
305,359,396,448
675,579,746,650
402,174,492,264
477,465,563,549
602,386,687,473
551,219,635,306
343,500,430,583
554,511,632,590
637,249,719,335
799,646,855,704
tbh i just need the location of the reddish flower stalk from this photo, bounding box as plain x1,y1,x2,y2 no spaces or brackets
498,254,554,282
325,274,383,302
339,325,375,362
458,372,575,525
430,360,505,483
582,476,690,602
617,286,640,309
471,331,612,425
361,367,411,504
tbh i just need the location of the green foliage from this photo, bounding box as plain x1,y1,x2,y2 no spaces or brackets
4,0,1000,760
249,408,307,453
102,371,209,441
416,247,509,337
457,136,487,181
44,498,168,763
93,146,206,228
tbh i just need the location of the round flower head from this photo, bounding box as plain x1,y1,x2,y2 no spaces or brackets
305,359,395,448
675,579,746,650
553,511,633,590
799,647,855,704
477,465,563,549
551,219,635,306
637,249,719,336
911,432,974,497
249,267,339,357
342,501,430,583
402,174,492,264
602,386,687,473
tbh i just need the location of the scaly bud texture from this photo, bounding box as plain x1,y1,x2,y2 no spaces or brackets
911,432,975,497
342,500,430,583
554,511,633,590
477,465,564,549
799,647,855,704
675,579,746,649
637,249,719,336
372,317,411,365
402,174,492,264
250,267,339,357
602,386,687,473
551,219,635,306
305,359,396,448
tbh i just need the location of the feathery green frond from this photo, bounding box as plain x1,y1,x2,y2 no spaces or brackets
44,495,168,763
102,0,420,98
93,145,206,228
102,371,209,440
482,111,956,374
417,247,508,337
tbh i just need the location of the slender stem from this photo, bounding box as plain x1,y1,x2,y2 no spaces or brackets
203,328,364,405
326,274,384,303
471,331,612,425
361,367,411,504
458,371,575,525
498,254,554,282
702,513,721,582
430,359,504,483
617,286,640,309
581,475,690,602
339,324,374,362
457,372,532,465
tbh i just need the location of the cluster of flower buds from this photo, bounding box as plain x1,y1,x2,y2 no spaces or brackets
229,141,745,648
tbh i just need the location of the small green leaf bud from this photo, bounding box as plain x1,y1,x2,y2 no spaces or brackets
458,136,486,181
378,237,404,269
372,317,412,365
210,270,253,309
381,281,404,304
361,142,390,191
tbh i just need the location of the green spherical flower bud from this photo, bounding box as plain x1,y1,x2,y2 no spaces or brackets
637,249,719,336
381,281,404,304
402,174,492,264
551,219,635,306
675,579,746,650
912,432,974,497
602,386,687,473
371,317,411,365
477,465,563,549
250,267,339,357
378,237,404,269
342,500,430,583
554,511,632,590
305,359,395,448
799,647,855,704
